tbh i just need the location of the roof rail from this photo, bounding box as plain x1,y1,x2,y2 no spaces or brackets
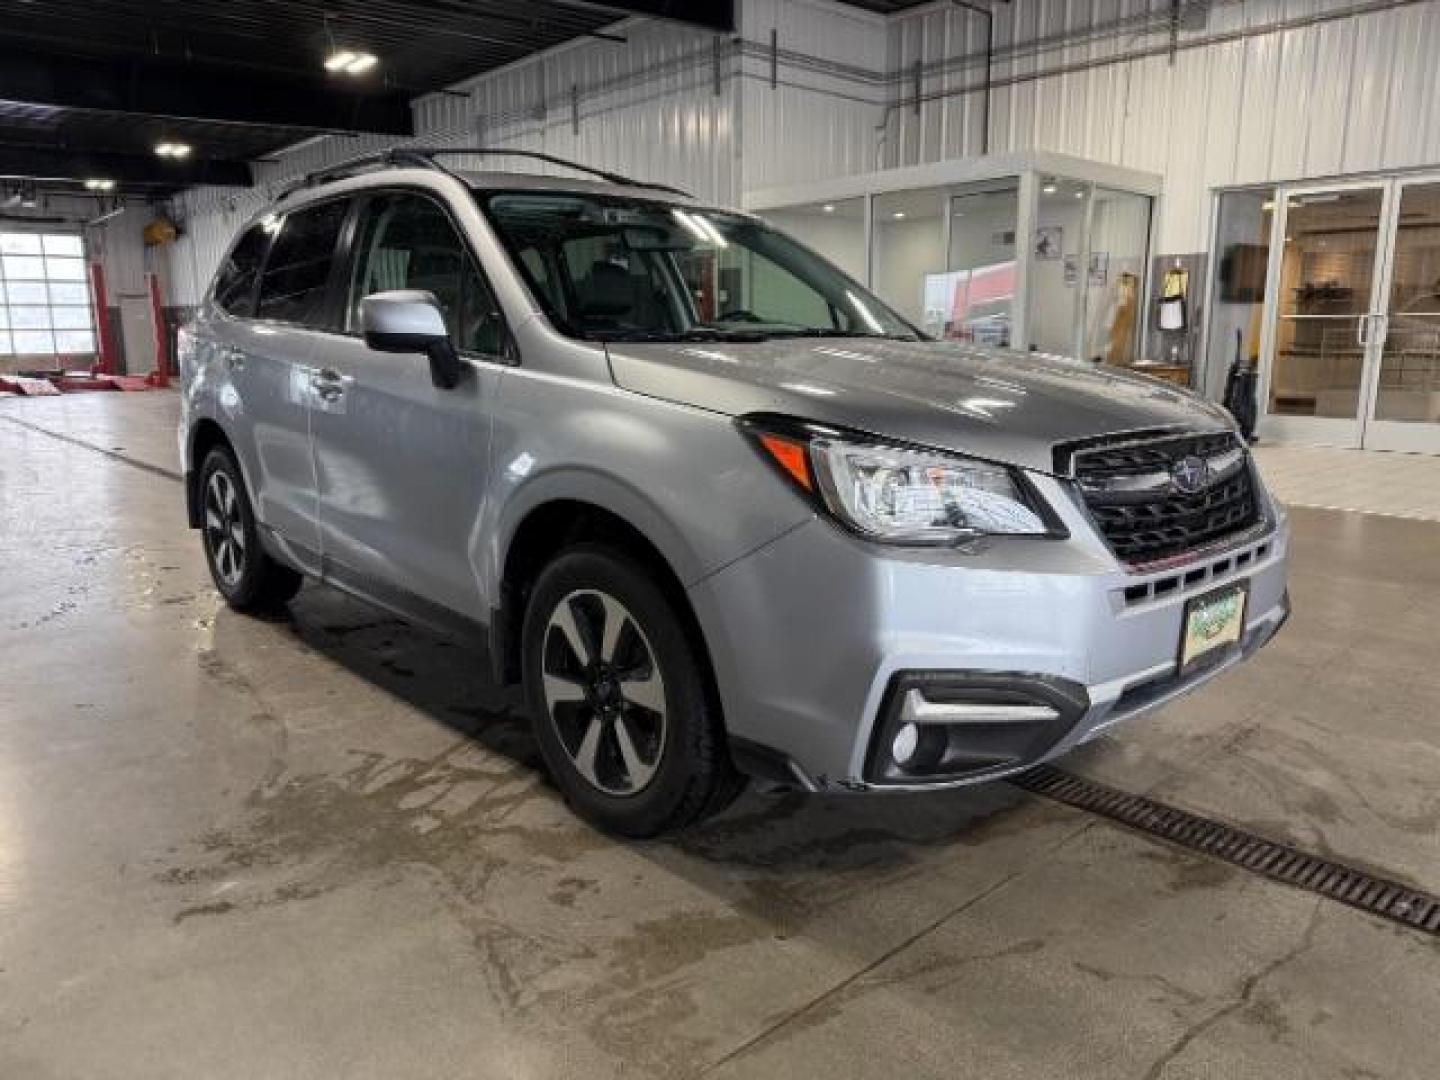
275,148,442,201
276,146,692,202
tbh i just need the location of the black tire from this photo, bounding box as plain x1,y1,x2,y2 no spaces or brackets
198,446,304,613
521,544,743,838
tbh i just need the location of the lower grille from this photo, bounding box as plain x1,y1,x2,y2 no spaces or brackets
1066,431,1261,566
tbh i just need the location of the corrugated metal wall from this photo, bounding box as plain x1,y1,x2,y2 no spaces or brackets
884,0,1440,251
163,0,1440,301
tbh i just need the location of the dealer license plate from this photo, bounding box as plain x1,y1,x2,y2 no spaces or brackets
1178,582,1248,675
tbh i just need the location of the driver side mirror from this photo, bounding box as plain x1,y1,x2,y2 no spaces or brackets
360,290,464,390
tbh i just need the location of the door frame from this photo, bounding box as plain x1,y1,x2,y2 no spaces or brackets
1256,177,1394,449
1355,171,1440,453
1255,171,1440,452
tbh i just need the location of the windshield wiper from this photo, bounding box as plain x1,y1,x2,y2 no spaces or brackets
585,328,771,343
764,328,918,341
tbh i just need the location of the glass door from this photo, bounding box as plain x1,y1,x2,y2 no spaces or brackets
940,181,1019,346
1260,183,1390,447
1363,177,1440,453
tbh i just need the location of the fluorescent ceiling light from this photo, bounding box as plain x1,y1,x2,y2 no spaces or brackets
155,142,192,158
822,204,835,213
892,211,905,219
84,178,115,191
325,49,377,74
1041,181,1057,194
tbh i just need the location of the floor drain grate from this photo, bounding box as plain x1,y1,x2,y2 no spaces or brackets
1013,765,1440,937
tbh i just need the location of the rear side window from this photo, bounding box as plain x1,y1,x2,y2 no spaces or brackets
212,224,270,317
255,200,349,325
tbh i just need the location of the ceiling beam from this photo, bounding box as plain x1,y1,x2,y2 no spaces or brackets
0,45,414,137
0,145,253,188
549,1,735,33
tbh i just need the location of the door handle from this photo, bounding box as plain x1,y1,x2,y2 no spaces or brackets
1357,313,1389,349
311,368,348,401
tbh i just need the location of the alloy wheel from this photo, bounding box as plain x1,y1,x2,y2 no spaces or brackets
203,470,246,589
541,589,667,797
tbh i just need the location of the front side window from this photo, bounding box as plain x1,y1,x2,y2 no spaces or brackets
483,193,917,343
347,192,505,356
255,199,349,326
213,224,270,317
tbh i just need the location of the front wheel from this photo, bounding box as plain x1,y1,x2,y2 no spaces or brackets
521,546,742,837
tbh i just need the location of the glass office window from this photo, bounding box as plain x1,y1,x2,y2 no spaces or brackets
939,181,1019,346
760,198,866,283
1027,177,1087,356
1083,187,1152,367
872,188,947,331
0,232,95,356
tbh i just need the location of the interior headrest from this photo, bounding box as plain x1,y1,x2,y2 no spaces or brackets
580,261,633,318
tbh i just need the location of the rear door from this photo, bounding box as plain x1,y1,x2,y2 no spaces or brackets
308,188,511,622
224,197,351,572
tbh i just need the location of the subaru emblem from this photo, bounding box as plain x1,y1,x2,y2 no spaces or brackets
1171,454,1209,495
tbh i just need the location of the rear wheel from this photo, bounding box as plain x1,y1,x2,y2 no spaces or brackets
521,545,742,837
199,447,303,612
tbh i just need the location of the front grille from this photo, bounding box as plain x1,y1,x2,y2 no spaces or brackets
1066,431,1261,566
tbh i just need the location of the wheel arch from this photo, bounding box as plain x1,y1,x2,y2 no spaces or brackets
185,417,239,529
490,497,717,715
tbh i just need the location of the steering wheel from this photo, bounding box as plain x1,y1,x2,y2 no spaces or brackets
718,308,764,323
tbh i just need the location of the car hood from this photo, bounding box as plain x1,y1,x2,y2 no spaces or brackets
606,337,1234,475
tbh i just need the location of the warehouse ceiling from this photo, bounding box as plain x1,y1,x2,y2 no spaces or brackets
0,0,735,198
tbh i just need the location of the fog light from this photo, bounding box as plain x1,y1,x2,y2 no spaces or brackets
892,723,919,765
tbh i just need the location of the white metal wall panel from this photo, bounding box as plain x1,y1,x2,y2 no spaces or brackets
740,0,888,190
882,0,1440,252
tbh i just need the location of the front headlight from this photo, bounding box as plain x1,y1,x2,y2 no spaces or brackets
743,417,1051,545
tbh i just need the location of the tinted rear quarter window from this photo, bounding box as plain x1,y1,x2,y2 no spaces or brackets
255,200,350,325
212,224,271,317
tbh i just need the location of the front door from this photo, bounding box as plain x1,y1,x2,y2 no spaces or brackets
1362,178,1440,453
1258,174,1440,453
308,189,511,623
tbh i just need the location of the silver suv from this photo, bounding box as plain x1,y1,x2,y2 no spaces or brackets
179,149,1290,836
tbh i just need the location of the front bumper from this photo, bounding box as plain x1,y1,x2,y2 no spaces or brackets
687,474,1292,792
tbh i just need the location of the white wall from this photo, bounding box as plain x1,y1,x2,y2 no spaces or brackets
762,205,868,280
885,0,1440,253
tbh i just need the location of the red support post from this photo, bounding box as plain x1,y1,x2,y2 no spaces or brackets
146,272,171,388
89,261,119,376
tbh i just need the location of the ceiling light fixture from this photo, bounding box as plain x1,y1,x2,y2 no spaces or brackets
892,211,906,219
325,49,378,75
1041,181,1057,194
84,178,115,192
155,142,192,158
822,204,835,213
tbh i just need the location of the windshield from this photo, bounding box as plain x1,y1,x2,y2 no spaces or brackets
481,191,919,343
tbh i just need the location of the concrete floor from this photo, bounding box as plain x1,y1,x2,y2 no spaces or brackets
2,391,1438,1080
